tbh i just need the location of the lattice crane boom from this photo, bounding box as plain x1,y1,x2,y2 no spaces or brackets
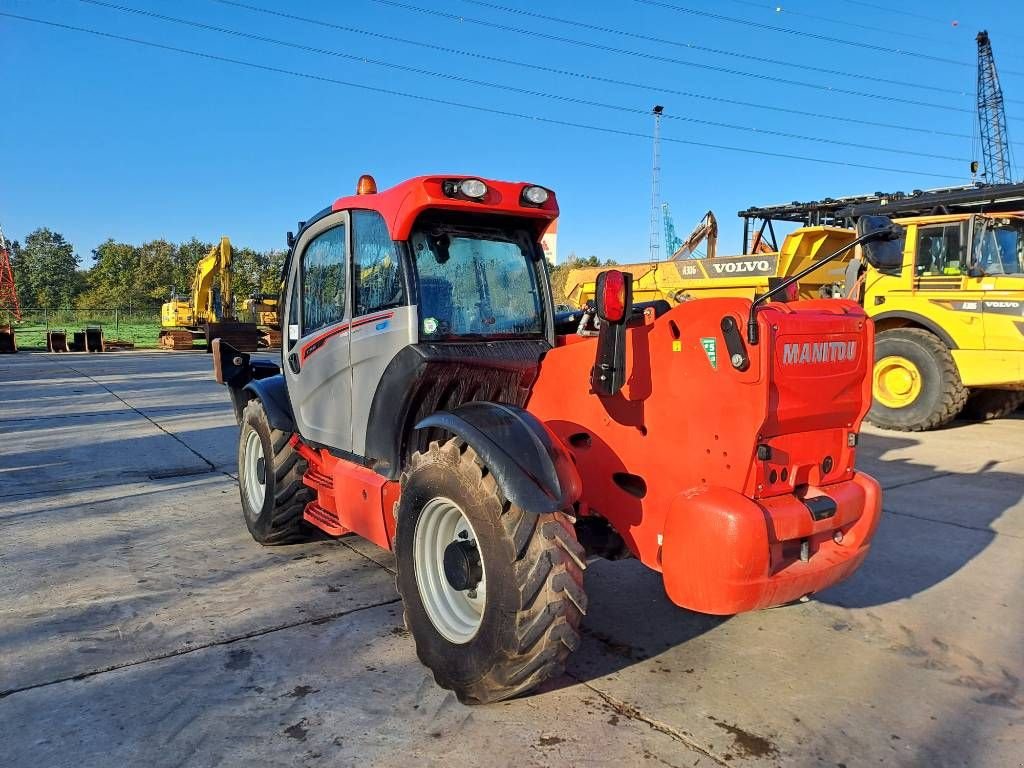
976,30,1014,184
0,224,22,323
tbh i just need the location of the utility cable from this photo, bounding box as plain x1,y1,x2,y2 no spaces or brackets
634,0,1024,77
368,0,974,114
712,0,959,45
210,0,987,143
458,0,973,99
76,0,970,163
0,11,966,181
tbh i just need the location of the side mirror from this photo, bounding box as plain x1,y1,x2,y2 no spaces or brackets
857,215,904,273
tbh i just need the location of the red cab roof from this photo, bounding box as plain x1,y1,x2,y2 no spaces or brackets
331,175,558,240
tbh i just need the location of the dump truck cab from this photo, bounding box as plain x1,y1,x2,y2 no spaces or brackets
860,212,1024,423
214,174,887,705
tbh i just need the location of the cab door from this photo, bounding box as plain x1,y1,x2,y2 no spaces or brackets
347,210,417,456
282,212,355,451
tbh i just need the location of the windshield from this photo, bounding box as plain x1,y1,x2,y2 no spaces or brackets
410,225,544,339
973,218,1024,275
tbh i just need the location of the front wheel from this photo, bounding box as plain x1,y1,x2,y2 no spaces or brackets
395,438,587,705
238,399,314,545
867,328,967,431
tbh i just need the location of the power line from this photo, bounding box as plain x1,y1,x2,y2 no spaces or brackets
368,0,974,114
635,0,1024,78
713,0,958,44
76,0,969,163
0,11,966,181
834,0,951,25
211,0,989,144
459,0,973,99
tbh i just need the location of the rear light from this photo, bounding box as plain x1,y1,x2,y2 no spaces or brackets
596,270,627,323
442,178,488,200
521,185,550,206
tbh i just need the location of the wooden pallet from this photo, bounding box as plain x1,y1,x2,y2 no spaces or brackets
159,330,196,350
207,322,261,353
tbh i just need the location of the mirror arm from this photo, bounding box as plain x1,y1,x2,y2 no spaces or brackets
746,230,886,345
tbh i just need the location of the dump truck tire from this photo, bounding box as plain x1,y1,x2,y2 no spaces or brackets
238,399,314,545
395,437,586,705
868,328,967,432
961,388,1024,421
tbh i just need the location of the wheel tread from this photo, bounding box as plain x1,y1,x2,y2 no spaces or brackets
397,436,587,705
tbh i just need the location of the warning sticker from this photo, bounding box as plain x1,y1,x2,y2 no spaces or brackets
700,337,718,369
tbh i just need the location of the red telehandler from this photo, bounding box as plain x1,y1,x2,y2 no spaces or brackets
213,174,900,704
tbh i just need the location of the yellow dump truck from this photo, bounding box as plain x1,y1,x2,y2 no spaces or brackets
565,184,1024,431
564,226,852,307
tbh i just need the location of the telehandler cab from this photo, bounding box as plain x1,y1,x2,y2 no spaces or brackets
213,174,897,704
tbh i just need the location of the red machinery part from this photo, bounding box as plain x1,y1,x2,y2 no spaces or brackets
527,296,878,615
660,473,881,614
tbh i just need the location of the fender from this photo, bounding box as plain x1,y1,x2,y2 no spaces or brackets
415,402,581,515
872,310,958,349
243,374,295,433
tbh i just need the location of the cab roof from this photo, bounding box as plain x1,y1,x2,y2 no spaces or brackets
330,175,559,240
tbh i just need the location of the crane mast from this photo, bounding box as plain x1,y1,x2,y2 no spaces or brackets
976,30,1014,184
648,105,664,261
0,224,21,323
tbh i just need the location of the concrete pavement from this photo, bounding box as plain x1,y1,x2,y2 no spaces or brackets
1,351,1021,767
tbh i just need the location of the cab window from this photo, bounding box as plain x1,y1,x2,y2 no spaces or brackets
352,210,405,317
302,225,347,334
410,224,543,339
973,220,1024,275
915,223,966,276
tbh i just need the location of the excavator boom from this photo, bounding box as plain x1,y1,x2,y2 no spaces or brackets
670,210,717,260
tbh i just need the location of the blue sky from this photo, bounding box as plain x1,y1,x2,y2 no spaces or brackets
3,0,1023,264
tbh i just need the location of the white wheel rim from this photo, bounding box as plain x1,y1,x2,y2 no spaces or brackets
413,497,486,644
242,429,266,511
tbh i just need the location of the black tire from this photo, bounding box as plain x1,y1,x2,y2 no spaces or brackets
961,388,1024,421
867,328,967,432
395,438,586,705
238,399,314,545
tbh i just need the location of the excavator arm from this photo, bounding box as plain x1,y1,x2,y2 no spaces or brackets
669,210,717,260
191,236,233,324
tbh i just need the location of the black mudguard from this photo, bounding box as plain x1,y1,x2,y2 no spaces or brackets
415,402,581,515
243,374,295,433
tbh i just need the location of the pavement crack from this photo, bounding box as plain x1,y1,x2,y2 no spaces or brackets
884,506,1022,538
0,597,401,701
338,537,397,574
569,674,729,767
45,359,218,471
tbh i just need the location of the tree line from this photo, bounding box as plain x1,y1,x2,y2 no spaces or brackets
8,228,286,312
7,228,613,313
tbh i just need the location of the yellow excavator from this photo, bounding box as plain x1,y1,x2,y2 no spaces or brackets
159,236,260,351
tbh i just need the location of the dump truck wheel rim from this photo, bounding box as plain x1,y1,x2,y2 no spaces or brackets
242,429,267,510
874,355,922,409
413,496,486,644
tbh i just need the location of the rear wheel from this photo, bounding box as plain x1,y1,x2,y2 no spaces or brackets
395,438,586,705
867,328,967,431
961,388,1024,421
238,399,314,544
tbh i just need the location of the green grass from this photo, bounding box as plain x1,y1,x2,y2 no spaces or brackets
8,320,165,350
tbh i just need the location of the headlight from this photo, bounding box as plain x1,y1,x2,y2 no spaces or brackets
521,185,550,206
459,178,487,199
